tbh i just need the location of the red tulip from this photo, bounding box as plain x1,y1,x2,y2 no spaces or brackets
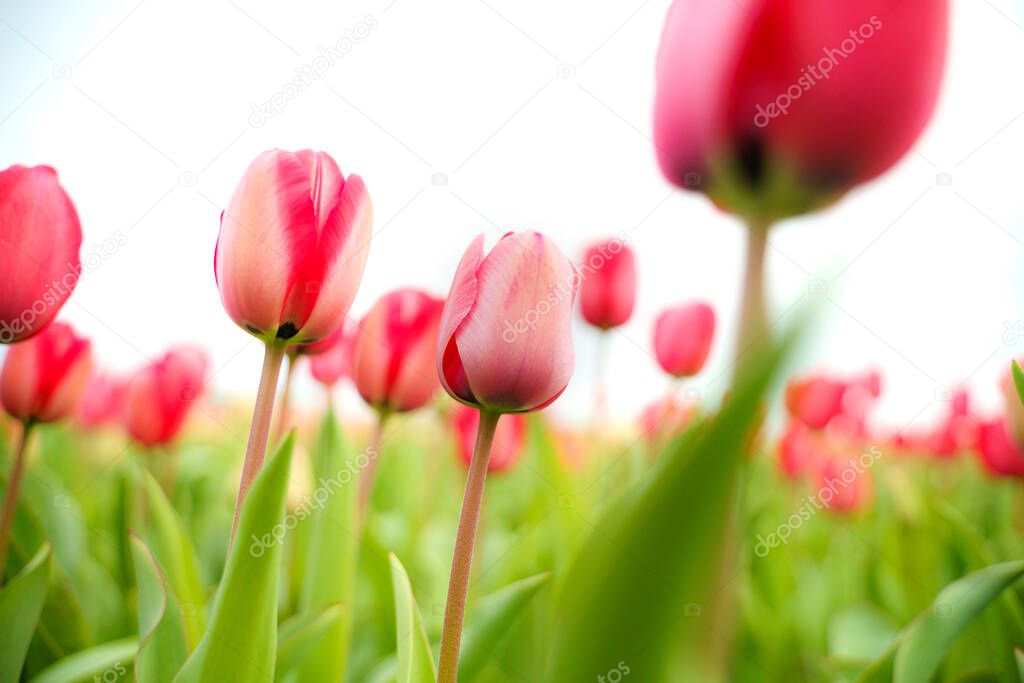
0,165,83,343
779,420,816,478
653,302,715,378
579,239,636,330
975,419,1024,478
639,395,695,446
451,403,525,474
75,372,127,429
215,149,372,346
654,0,948,218
0,321,92,423
785,375,847,430
351,289,444,413
124,347,208,448
308,321,354,387
438,232,578,414
814,454,872,513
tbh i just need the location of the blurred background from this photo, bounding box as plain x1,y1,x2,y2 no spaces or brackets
0,0,1022,432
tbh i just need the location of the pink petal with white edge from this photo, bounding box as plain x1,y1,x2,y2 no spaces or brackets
437,235,486,404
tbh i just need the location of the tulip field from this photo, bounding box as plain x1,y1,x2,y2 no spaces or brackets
4,1,1024,682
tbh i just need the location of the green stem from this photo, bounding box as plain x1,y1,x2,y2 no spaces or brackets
230,342,286,541
0,420,34,584
734,221,771,383
359,409,389,515
437,409,500,683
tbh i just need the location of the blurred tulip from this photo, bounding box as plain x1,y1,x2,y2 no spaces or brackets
975,418,1024,478
451,403,525,474
653,0,948,220
639,395,695,447
814,455,873,513
215,149,372,346
778,420,816,478
353,288,445,414
0,321,92,423
308,321,354,387
124,347,208,448
653,302,716,378
75,372,127,429
438,232,578,414
579,239,636,330
785,375,848,430
0,165,83,343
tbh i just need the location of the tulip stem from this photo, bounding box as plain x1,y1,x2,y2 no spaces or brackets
359,409,389,514
231,342,286,540
437,409,500,683
0,419,34,584
593,330,610,429
734,221,771,381
273,352,297,445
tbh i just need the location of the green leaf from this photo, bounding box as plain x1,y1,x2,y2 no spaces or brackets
389,553,436,683
547,327,797,682
0,543,52,683
293,408,361,683
1015,648,1024,682
275,604,346,683
1012,361,1024,408
131,533,189,683
827,604,898,664
28,638,136,683
173,433,296,683
458,573,549,682
138,462,207,647
857,560,1024,683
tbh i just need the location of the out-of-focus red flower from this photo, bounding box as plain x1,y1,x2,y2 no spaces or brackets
307,321,354,388
639,395,695,446
124,347,208,448
451,402,526,474
1,321,92,423
814,454,873,513
579,239,636,330
75,372,127,429
975,418,1024,478
0,165,83,344
778,420,816,478
785,370,881,433
653,302,716,378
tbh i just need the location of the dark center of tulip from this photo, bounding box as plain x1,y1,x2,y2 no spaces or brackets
276,322,299,340
735,134,767,188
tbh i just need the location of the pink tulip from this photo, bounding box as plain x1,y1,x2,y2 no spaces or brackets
0,165,83,343
654,0,948,218
778,420,816,478
579,239,636,330
215,149,372,346
350,289,444,413
308,321,354,388
451,403,525,474
438,232,578,414
75,372,127,429
975,419,1024,478
0,321,92,423
785,375,848,430
639,395,695,446
124,347,208,448
814,455,872,513
653,302,715,378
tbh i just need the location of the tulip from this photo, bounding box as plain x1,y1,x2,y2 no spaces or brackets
815,455,872,513
0,321,92,582
124,347,208,448
308,321,353,388
215,149,372,537
0,165,83,344
435,231,577,683
785,375,848,430
975,419,1024,479
778,420,816,478
451,403,525,475
75,372,127,429
579,239,636,331
653,302,716,378
639,395,695,449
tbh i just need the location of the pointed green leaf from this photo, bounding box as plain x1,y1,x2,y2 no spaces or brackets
0,543,52,683
293,408,361,682
389,553,436,683
131,533,189,683
138,463,206,647
28,638,136,683
1012,361,1024,408
458,573,549,682
275,604,346,683
173,433,296,683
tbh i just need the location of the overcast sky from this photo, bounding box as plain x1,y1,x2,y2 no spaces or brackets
2,0,1023,434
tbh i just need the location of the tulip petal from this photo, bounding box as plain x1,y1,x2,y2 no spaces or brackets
438,235,486,405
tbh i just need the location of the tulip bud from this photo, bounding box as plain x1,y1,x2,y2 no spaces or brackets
215,149,372,346
975,419,1024,479
124,347,208,447
653,302,715,378
1,321,92,423
75,372,127,429
451,402,525,474
438,232,578,414
654,0,948,220
785,375,848,430
579,239,636,330
350,289,444,413
307,321,354,387
0,165,83,343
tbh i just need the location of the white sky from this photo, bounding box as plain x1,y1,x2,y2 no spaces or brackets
2,0,1023,434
